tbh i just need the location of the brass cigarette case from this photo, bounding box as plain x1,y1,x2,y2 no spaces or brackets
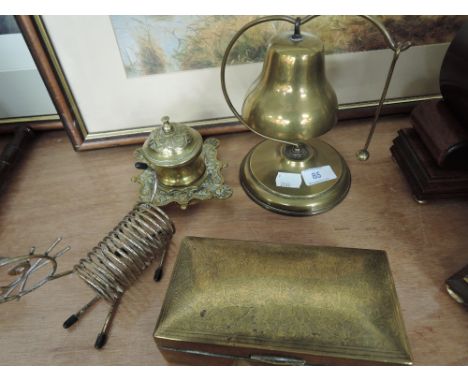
154,237,412,365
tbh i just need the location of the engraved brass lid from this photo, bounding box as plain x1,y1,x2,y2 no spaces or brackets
154,237,413,366
141,116,203,169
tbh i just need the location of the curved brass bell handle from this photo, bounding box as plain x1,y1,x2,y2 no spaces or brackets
220,15,412,157
220,15,302,147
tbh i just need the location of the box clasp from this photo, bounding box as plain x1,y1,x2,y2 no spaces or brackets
250,354,306,366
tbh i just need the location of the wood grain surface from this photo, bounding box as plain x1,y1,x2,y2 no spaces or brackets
0,116,467,365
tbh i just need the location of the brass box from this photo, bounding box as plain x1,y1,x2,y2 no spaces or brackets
154,237,412,365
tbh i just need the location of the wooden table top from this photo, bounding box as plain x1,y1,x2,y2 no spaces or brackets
0,116,467,365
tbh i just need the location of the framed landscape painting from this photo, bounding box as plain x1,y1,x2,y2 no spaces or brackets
18,15,468,149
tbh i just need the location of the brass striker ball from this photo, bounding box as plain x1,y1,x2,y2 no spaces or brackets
356,149,370,161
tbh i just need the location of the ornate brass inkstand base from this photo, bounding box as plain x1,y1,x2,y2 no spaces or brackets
135,138,232,209
240,139,351,216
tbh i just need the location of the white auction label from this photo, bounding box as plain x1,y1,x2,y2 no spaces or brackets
301,165,337,186
275,172,302,188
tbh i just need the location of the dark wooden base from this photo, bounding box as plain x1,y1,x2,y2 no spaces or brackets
391,128,468,202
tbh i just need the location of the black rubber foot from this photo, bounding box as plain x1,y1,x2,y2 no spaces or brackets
154,267,163,282
63,314,79,329
95,333,107,349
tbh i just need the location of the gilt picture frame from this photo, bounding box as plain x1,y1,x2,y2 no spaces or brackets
17,15,465,150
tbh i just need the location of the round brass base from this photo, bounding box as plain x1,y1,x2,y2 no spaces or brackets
240,139,351,216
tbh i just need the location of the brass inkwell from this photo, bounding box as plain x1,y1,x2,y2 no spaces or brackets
134,116,232,208
221,16,411,216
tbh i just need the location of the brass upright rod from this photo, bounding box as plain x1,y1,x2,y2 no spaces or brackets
356,41,412,161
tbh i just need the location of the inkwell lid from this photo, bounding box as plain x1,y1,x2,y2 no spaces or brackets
141,116,203,168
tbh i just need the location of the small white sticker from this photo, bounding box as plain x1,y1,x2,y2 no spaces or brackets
301,165,337,186
275,172,302,188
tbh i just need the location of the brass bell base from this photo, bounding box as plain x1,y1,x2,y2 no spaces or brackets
240,139,351,216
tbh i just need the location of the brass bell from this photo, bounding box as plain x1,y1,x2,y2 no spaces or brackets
221,17,351,216
242,31,338,143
